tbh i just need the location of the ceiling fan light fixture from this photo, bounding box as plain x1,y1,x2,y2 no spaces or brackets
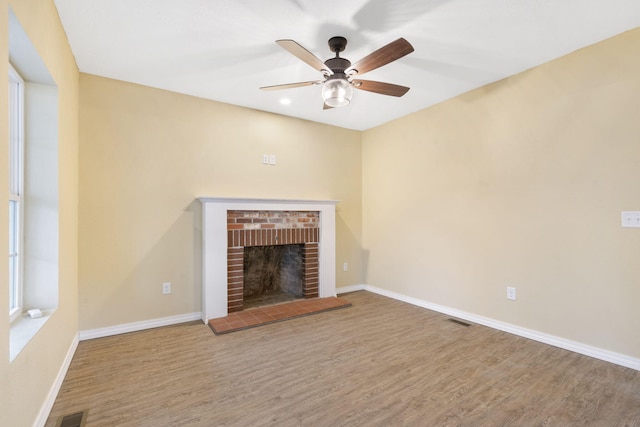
262,37,414,110
322,76,353,108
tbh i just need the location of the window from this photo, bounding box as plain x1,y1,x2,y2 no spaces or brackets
9,8,60,360
8,64,24,323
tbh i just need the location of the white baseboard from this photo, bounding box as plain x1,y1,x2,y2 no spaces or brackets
35,333,79,427
340,284,640,371
78,288,640,371
79,312,202,341
336,284,366,294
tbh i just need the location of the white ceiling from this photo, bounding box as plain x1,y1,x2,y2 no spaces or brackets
54,0,640,131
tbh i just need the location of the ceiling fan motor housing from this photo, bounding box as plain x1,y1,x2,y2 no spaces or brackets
324,57,351,75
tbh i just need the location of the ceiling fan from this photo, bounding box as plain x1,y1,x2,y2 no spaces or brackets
260,36,414,109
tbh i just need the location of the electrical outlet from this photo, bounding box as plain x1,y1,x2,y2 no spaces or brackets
621,211,640,228
269,154,277,165
262,154,269,164
162,282,171,295
506,286,516,301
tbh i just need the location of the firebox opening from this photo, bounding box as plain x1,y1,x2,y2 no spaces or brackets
243,244,304,309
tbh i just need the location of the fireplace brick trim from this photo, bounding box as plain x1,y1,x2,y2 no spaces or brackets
227,210,320,313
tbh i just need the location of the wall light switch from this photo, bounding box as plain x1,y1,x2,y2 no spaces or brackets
621,211,640,228
269,154,277,165
262,154,269,164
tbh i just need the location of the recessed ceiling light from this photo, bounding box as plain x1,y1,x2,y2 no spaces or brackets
280,98,291,105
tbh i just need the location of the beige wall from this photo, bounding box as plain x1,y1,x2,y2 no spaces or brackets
78,74,363,330
362,28,640,358
1,0,79,426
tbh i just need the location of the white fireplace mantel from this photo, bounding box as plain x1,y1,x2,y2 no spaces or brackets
199,197,339,321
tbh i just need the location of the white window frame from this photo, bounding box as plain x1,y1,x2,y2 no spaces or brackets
9,63,24,323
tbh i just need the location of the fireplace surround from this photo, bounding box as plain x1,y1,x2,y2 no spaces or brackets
199,197,339,321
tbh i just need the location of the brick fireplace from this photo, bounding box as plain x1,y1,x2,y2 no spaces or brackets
199,198,338,321
226,210,320,313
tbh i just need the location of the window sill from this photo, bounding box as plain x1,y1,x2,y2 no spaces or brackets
10,308,55,362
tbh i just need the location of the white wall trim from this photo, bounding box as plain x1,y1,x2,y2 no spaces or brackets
79,312,202,341
336,284,366,294
340,285,640,371
34,333,79,427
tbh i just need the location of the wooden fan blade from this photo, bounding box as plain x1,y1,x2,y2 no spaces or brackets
346,38,414,76
276,40,334,75
352,79,410,97
260,80,323,91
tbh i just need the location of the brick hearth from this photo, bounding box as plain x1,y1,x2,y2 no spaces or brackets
208,296,352,335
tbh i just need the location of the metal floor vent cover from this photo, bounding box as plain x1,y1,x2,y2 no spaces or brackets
447,318,471,327
55,409,88,427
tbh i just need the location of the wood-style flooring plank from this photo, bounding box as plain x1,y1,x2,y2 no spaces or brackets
45,291,640,426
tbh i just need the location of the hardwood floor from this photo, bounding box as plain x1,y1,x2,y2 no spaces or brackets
46,291,640,426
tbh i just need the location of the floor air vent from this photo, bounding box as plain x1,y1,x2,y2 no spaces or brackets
55,410,88,427
447,318,471,327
